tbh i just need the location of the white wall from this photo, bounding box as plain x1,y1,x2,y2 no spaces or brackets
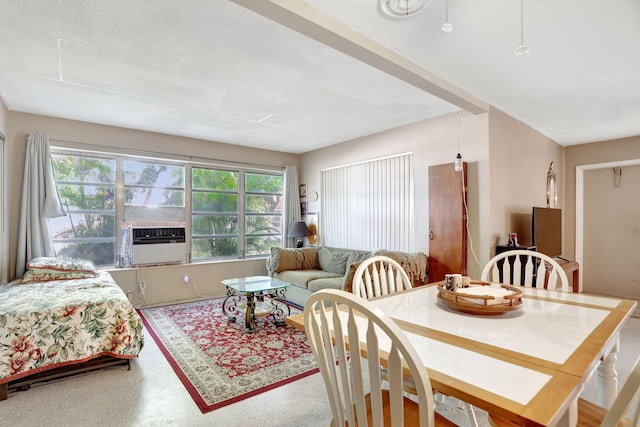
0,97,7,134
299,111,491,278
567,137,640,298
488,108,565,255
565,137,640,261
5,112,299,305
298,108,569,281
583,165,640,299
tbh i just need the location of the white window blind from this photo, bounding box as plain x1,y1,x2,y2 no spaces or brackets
321,153,414,252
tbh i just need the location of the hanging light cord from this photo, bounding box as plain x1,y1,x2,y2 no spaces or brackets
515,0,529,55
520,0,525,46
461,167,480,268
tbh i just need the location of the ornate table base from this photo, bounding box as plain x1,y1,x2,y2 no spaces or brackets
222,287,290,333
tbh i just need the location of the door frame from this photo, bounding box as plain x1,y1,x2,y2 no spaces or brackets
575,158,640,293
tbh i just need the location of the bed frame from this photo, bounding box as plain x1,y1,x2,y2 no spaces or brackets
0,355,131,401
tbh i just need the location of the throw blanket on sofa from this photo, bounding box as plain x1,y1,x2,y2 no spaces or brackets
372,250,428,286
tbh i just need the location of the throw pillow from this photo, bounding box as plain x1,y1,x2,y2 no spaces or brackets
300,247,320,270
20,269,98,284
318,247,351,275
271,248,305,273
26,257,97,273
347,250,372,267
343,261,362,293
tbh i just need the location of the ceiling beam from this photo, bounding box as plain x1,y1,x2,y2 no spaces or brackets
231,0,489,115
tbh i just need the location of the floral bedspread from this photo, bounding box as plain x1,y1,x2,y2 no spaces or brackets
0,271,144,384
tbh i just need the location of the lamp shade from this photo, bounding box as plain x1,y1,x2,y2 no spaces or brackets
287,221,311,238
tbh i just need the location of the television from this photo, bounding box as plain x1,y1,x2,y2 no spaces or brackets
532,207,562,258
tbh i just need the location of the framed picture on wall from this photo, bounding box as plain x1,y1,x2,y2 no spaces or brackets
301,202,307,216
299,184,307,198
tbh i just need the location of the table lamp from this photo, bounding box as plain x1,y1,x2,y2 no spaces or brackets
287,221,311,248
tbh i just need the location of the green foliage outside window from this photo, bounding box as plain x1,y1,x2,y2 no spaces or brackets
50,152,284,266
51,154,117,266
191,169,282,259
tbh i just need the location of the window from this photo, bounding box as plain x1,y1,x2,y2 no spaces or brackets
191,168,283,260
50,148,283,267
321,153,414,252
50,153,117,266
192,168,239,259
124,160,185,207
244,172,283,256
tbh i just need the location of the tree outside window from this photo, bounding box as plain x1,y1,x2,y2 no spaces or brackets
50,150,283,266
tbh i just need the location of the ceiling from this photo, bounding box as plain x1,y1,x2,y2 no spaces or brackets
0,1,639,154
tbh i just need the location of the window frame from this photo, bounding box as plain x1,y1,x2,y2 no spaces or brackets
49,144,283,267
49,151,118,267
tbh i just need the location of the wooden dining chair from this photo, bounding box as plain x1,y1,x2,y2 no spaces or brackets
304,288,457,427
352,255,413,299
353,255,479,426
490,355,640,427
481,249,570,292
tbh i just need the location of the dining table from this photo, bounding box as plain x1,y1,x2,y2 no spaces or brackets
286,282,637,426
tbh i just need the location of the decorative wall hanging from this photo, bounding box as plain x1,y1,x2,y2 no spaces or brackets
546,162,557,208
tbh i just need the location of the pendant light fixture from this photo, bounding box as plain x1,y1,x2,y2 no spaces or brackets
515,0,530,55
379,0,429,18
441,0,453,32
454,153,463,172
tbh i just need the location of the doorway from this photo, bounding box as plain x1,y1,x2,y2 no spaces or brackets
577,161,640,299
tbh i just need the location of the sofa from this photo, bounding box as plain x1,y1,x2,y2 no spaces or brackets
266,246,428,307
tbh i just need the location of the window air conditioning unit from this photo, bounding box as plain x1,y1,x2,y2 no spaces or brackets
131,226,187,266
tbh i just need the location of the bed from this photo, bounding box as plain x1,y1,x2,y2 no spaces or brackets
0,257,144,400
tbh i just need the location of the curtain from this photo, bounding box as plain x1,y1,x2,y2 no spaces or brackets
16,133,66,277
321,153,414,252
283,165,301,248
0,136,6,284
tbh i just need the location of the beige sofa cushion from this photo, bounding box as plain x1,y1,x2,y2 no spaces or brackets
275,270,342,290
307,277,344,292
270,247,319,273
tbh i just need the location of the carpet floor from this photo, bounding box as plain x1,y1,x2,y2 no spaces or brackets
138,297,318,413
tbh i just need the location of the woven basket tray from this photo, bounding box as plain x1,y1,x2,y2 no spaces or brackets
436,282,523,315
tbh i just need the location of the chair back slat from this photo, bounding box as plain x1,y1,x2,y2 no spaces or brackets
353,256,413,299
512,255,521,285
481,250,570,292
304,289,435,427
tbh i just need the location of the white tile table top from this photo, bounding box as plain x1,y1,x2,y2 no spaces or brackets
364,284,636,425
290,284,635,426
328,307,554,406
369,286,610,365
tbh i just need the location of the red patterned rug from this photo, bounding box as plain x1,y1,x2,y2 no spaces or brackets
138,297,317,413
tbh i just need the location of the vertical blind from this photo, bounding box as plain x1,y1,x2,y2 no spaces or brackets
321,153,414,252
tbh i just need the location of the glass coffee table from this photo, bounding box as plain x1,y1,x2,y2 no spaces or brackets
221,276,291,333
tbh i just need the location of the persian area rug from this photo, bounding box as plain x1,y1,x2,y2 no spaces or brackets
138,297,318,413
